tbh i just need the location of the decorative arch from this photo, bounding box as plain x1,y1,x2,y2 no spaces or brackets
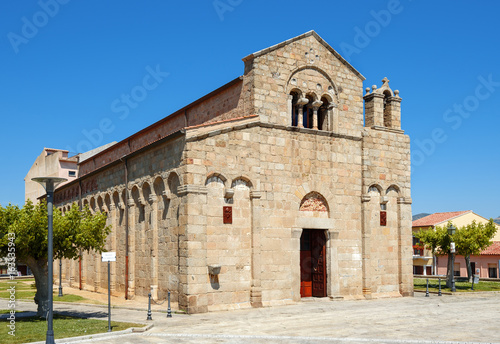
299,191,329,213
153,176,166,196
142,182,152,202
205,172,226,188
386,184,401,197
89,197,96,213
97,195,105,212
367,184,383,195
167,172,181,196
231,176,253,190
104,193,111,211
286,66,338,96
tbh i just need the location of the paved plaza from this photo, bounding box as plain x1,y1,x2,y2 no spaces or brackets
2,289,500,344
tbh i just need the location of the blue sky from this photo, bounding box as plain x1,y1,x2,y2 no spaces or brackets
0,1,499,218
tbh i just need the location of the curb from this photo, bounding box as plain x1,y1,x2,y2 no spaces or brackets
29,323,153,344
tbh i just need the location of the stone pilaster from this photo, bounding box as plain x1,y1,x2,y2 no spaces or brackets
361,193,373,298
127,198,136,298
291,227,303,302
177,184,208,314
398,197,413,296
149,194,159,299
250,190,262,307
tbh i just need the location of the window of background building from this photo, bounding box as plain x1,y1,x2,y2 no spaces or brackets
488,264,498,278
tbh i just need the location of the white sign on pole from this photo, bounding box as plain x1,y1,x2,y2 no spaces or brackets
101,252,116,262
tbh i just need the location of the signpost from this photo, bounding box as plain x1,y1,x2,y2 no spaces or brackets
101,252,116,332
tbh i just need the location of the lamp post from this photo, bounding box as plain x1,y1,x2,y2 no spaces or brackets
448,224,456,292
58,259,63,297
32,177,67,344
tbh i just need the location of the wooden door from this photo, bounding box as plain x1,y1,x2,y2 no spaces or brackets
300,229,326,298
311,230,326,297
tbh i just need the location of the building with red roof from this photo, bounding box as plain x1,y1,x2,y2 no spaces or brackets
412,211,500,278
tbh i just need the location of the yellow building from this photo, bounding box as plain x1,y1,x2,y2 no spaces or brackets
412,211,500,275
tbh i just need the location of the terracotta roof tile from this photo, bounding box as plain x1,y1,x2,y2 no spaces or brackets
412,211,471,227
481,241,500,255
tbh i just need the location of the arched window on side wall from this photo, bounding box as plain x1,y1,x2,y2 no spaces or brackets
319,97,330,131
290,91,300,127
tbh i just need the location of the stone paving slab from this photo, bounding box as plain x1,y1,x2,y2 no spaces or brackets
2,293,500,344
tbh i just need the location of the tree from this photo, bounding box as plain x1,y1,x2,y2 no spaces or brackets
414,225,448,274
414,220,498,286
0,200,110,316
454,219,497,281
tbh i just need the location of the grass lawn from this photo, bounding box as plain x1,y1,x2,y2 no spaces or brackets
4,314,143,344
0,278,102,304
414,278,500,292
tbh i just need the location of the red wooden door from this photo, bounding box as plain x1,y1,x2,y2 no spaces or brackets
311,230,326,297
300,230,326,298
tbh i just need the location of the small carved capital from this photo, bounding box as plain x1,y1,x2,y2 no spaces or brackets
296,97,309,106
312,100,323,109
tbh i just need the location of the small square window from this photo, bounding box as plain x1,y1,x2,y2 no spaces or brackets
68,171,76,177
380,211,387,226
380,203,387,211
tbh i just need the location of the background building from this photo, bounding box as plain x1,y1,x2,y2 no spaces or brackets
412,210,500,276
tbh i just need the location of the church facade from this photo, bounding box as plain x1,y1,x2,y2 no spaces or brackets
53,31,413,313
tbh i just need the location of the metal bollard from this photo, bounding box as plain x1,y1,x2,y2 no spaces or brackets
425,278,429,297
167,291,172,318
438,278,442,296
147,293,152,321
471,277,474,291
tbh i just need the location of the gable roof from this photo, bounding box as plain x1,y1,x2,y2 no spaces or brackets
242,30,365,81
412,211,472,228
481,241,500,255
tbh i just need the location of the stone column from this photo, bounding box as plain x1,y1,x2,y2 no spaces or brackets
329,103,338,132
291,228,303,302
296,98,309,128
398,197,413,296
311,100,323,130
149,194,159,300
326,229,340,298
250,191,262,307
361,194,373,298
127,198,136,298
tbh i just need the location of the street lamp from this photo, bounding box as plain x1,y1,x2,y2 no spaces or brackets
32,177,67,344
58,259,63,297
448,224,456,292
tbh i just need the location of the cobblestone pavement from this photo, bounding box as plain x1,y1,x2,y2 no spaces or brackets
3,292,500,344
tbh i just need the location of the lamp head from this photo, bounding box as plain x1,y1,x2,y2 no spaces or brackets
32,177,67,192
448,224,456,236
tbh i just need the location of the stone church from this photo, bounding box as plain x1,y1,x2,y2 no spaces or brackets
52,31,413,313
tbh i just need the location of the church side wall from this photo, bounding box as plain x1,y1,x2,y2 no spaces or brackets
56,137,185,302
